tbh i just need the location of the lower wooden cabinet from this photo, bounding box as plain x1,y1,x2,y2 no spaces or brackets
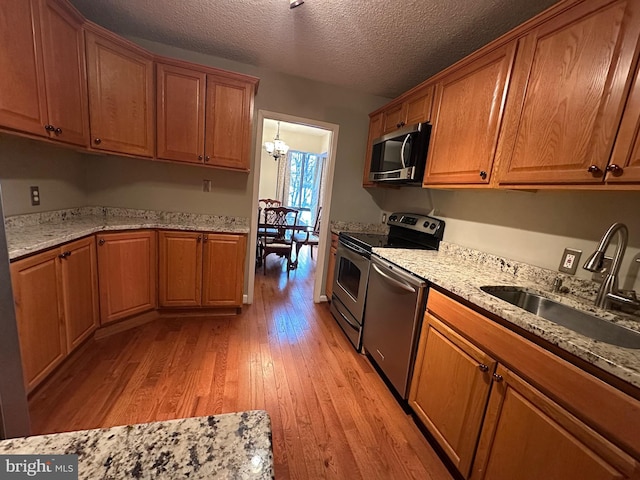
96,230,157,324
10,236,98,392
409,315,496,477
409,289,640,479
325,233,337,300
159,231,246,308
471,366,636,480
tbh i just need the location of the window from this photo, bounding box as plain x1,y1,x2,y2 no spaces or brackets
286,151,325,225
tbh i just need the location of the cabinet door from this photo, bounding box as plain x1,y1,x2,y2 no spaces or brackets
158,231,202,307
423,42,516,185
157,63,206,164
607,61,640,183
38,0,89,146
405,87,434,125
409,314,497,478
497,0,640,185
325,236,338,300
97,231,157,324
0,0,48,137
202,234,246,307
471,366,637,480
10,250,65,392
59,237,98,352
205,74,254,170
85,29,154,157
362,112,383,187
382,103,404,134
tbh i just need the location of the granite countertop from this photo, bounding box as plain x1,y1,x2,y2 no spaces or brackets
0,411,274,479
373,246,640,390
5,207,250,260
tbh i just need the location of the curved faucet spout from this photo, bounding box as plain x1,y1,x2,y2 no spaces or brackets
583,222,628,308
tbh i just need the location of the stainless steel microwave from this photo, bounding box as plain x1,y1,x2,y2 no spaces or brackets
369,122,431,184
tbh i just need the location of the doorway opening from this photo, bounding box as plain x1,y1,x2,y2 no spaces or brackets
247,111,339,304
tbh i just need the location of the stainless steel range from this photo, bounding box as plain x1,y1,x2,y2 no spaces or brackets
330,212,445,382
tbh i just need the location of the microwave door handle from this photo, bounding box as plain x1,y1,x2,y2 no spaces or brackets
400,134,410,168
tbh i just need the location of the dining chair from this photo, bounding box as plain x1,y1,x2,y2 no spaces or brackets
293,207,322,262
260,206,299,275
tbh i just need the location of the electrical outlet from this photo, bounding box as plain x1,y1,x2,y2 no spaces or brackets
30,186,40,206
558,248,581,275
592,256,613,283
381,212,387,224
202,180,212,192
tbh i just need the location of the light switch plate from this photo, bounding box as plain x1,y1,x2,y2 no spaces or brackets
558,248,582,275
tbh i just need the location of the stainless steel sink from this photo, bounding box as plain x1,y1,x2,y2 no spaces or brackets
480,286,640,349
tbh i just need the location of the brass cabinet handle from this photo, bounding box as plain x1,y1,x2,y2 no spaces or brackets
98,238,105,246
492,373,503,382
94,138,102,145
606,164,623,176
478,364,489,372
479,171,487,180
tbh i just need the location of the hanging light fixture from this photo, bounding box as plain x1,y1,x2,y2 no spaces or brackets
290,0,304,8
264,121,290,161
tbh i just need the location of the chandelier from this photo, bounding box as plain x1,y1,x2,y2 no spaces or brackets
264,121,289,161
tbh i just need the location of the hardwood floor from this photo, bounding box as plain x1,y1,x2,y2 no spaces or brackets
29,247,452,479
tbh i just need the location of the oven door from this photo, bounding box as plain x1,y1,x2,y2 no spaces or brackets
332,239,371,323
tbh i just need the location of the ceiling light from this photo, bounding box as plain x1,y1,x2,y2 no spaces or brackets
264,121,289,161
290,0,304,9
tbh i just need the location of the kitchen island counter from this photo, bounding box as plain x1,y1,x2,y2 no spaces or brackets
0,411,274,479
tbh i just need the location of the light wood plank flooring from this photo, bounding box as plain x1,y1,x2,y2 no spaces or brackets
29,247,452,479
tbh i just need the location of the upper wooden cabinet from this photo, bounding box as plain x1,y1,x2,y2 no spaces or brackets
382,86,433,134
423,42,517,186
607,60,640,183
204,74,256,171
0,0,88,146
85,27,155,157
157,63,206,164
496,0,640,185
157,63,258,170
96,230,157,324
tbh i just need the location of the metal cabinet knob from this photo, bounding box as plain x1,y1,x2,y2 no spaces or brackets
492,373,503,382
98,238,105,246
479,171,487,180
205,156,210,163
203,234,208,243
58,251,72,259
606,164,623,176
197,235,202,243
478,364,489,372
54,127,62,135
45,124,55,132
94,138,102,145
198,155,203,161
587,165,602,175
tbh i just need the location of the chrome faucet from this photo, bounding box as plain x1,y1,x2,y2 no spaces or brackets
583,222,640,310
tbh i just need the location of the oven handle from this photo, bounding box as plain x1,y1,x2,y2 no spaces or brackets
371,263,416,293
340,239,368,256
334,302,361,331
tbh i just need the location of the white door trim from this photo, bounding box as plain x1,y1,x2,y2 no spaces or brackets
247,110,339,304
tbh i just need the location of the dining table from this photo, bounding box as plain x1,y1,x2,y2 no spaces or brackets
256,213,311,269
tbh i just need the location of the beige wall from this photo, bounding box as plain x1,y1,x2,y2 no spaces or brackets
0,135,87,216
377,187,640,292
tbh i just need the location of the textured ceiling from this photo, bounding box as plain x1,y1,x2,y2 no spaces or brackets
69,0,560,98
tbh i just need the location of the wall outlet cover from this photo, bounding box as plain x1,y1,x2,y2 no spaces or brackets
30,186,40,206
558,248,582,275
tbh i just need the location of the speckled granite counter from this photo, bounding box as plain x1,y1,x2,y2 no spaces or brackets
373,244,640,389
0,411,274,479
5,207,250,260
329,220,388,235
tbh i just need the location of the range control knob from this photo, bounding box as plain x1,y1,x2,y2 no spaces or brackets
429,223,437,230
423,221,430,229
389,215,397,222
